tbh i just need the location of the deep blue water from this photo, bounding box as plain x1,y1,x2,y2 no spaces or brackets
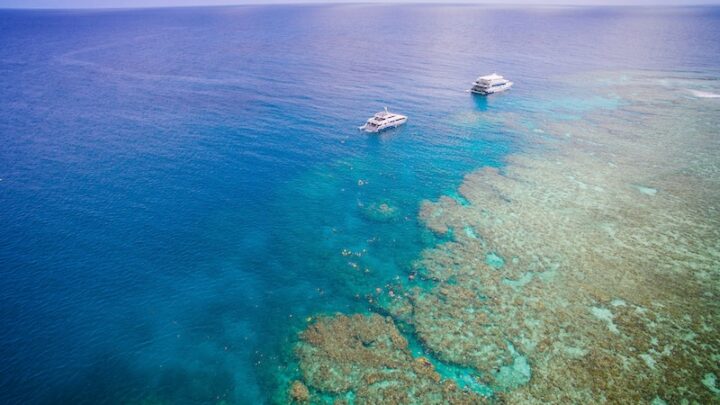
1,4,719,404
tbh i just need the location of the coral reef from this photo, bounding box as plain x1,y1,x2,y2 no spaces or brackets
360,201,401,223
414,72,720,403
289,72,720,404
289,381,310,403
294,314,487,404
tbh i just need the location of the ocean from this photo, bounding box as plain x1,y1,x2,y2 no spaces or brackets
1,4,719,404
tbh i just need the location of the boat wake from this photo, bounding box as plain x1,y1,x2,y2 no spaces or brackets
688,89,720,98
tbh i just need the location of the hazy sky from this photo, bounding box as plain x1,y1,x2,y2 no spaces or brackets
1,0,717,8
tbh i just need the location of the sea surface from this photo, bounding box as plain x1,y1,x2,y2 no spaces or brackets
0,4,719,404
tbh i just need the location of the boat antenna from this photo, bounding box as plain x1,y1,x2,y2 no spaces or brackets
384,106,388,113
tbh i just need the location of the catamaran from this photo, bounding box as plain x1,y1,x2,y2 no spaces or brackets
359,107,408,133
470,73,513,95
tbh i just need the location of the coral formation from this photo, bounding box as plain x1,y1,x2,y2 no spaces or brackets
288,72,720,404
294,314,487,404
360,201,401,223
289,381,310,403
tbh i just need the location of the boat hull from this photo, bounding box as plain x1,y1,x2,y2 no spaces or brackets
360,117,407,133
470,82,513,95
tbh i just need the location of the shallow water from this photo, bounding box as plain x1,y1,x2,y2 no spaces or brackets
0,5,719,404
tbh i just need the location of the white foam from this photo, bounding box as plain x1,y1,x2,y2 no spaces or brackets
688,89,720,99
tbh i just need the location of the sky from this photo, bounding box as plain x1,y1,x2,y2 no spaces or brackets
0,0,717,8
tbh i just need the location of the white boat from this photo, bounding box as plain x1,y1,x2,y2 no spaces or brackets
359,107,408,133
470,73,513,95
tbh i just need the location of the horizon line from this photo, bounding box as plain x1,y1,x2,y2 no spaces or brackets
2,1,720,10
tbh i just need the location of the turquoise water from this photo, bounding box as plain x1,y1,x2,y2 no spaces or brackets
1,5,719,404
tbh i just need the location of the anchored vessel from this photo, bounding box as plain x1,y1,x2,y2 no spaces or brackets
359,107,408,133
470,73,513,95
